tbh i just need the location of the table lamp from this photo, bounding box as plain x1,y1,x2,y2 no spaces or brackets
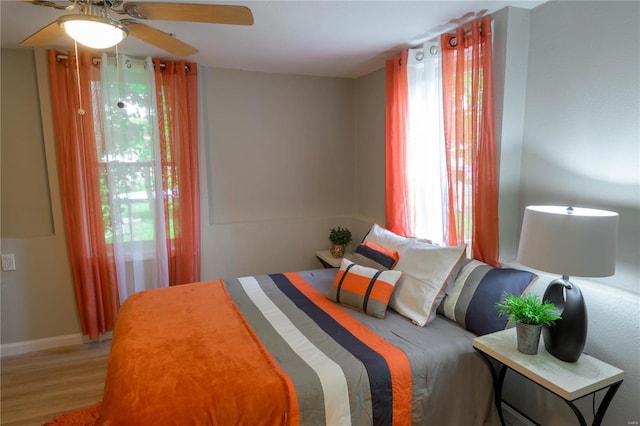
517,206,618,362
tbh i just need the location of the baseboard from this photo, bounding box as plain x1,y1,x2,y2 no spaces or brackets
82,331,112,344
1,333,84,357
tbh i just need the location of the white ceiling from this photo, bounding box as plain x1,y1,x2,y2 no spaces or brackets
0,0,544,78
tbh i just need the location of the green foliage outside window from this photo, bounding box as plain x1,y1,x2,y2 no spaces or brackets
99,77,174,243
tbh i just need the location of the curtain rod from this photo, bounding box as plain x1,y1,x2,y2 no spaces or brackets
54,54,192,71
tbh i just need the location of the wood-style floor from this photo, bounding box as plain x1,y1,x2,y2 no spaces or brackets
0,341,111,426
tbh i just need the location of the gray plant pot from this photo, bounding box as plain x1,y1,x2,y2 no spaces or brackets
516,322,542,355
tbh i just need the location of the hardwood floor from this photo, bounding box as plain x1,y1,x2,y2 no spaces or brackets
1,341,111,426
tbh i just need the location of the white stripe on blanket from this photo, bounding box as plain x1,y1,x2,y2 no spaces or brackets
238,276,352,426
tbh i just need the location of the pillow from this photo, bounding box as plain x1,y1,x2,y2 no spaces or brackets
347,252,390,270
389,244,467,326
326,259,402,319
438,260,538,335
362,224,434,253
354,241,400,269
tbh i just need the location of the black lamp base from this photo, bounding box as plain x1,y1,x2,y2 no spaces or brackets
542,278,587,363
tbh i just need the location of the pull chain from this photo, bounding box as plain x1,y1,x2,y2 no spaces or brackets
116,44,125,108
73,40,85,116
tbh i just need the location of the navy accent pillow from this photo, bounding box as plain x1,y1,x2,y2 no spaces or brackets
354,241,399,269
438,260,538,335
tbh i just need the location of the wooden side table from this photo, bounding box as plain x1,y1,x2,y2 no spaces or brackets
473,328,624,426
315,250,348,268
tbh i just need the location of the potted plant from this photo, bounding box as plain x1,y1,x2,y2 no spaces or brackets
328,226,352,258
496,292,561,355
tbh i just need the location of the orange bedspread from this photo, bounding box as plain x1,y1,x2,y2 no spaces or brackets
101,280,298,425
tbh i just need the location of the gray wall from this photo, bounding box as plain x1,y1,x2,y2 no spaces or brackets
197,67,360,280
493,6,531,261
506,2,640,424
520,0,639,293
1,49,81,345
354,67,386,225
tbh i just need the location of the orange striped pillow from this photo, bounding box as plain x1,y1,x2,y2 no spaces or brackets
327,259,402,319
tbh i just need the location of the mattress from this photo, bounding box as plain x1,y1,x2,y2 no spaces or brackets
100,268,497,425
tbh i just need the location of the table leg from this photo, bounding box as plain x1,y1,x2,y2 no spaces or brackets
472,347,623,426
563,399,587,426
476,350,506,426
497,364,508,425
561,380,622,426
593,381,622,426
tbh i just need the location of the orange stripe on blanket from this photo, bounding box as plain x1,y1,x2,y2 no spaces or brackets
101,280,299,426
284,272,413,426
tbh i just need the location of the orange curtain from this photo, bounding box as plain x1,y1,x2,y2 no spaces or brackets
385,51,411,237
441,16,499,266
47,50,119,339
152,59,201,285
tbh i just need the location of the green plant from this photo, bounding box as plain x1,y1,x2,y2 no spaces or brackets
329,226,352,245
496,293,561,326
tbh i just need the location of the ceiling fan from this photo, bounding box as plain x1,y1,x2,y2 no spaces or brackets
19,0,254,57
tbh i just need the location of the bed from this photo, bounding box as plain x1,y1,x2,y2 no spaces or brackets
100,225,538,425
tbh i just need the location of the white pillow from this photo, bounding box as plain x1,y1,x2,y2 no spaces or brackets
389,243,467,326
363,224,434,253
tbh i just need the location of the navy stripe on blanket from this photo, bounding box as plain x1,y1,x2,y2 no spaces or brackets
270,273,393,425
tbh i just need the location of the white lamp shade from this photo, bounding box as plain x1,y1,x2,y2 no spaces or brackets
517,206,618,277
59,15,127,49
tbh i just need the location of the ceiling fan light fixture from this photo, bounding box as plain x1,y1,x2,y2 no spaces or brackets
58,15,128,49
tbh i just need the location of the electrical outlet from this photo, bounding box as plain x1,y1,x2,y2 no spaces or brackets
1,254,16,271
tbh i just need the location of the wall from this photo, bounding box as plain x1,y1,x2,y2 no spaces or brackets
198,67,358,280
505,2,639,424
521,1,639,293
492,6,531,261
1,50,53,238
0,49,81,349
354,67,386,226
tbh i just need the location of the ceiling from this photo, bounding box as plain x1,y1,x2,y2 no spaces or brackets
0,0,544,78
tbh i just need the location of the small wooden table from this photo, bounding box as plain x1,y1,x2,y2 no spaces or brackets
472,328,624,426
315,250,348,268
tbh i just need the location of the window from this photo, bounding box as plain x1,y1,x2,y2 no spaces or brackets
386,17,499,265
47,50,201,337
98,58,161,246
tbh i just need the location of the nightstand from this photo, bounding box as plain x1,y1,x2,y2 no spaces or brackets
473,328,624,426
315,250,347,268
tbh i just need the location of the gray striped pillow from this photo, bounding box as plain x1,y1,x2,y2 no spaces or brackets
438,260,538,335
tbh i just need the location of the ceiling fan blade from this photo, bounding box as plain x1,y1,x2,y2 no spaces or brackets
20,21,66,46
123,2,253,26
21,0,79,10
124,20,199,57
